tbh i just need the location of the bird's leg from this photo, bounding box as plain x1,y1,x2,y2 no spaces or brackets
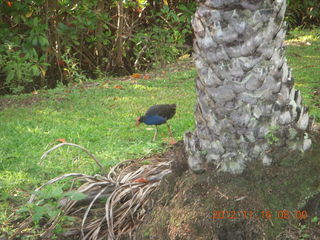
166,123,173,138
153,126,158,141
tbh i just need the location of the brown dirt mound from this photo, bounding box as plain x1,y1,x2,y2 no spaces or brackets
134,135,320,240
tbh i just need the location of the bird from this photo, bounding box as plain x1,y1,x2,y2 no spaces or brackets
136,104,176,141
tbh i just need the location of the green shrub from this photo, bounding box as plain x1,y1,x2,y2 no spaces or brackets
132,3,196,70
0,46,47,94
1,0,319,95
286,0,320,29
0,1,49,94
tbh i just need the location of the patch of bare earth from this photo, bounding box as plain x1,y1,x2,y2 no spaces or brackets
134,133,320,240
0,95,44,111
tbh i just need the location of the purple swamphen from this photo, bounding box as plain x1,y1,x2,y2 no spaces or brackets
136,104,176,141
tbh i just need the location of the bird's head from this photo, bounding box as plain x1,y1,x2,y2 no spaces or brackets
136,116,146,126
136,117,141,126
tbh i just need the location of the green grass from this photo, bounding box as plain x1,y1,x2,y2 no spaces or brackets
0,67,197,229
286,27,320,120
1,28,320,233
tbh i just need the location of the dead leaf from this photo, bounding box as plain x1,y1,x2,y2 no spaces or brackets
57,59,65,66
114,85,124,89
162,137,177,145
56,138,66,143
40,67,46,77
179,54,190,60
131,73,142,78
171,139,178,145
143,75,151,80
133,177,148,183
32,90,38,95
25,12,33,18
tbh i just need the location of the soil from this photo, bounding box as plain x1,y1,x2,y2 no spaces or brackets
134,134,320,240
0,95,44,111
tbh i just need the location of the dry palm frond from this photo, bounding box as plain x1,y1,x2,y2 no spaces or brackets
11,143,172,240
40,142,105,172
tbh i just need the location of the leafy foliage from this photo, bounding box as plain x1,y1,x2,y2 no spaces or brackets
1,0,317,94
132,3,195,70
0,1,49,94
0,0,195,94
286,0,320,29
1,28,320,236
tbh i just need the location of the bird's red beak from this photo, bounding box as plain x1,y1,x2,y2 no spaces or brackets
136,117,141,126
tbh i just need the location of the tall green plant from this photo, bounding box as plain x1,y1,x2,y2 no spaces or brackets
286,0,320,28
0,0,49,93
132,3,196,70
0,0,196,94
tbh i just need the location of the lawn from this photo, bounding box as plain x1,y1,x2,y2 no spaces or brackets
0,28,319,233
286,28,320,120
0,63,197,229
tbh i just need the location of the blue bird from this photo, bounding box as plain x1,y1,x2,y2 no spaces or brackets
136,104,176,141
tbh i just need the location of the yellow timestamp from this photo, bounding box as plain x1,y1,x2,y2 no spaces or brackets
211,210,308,220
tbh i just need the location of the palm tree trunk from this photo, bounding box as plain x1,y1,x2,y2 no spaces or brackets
185,0,314,173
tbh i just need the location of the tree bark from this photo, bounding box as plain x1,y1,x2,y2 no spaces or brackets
185,0,314,174
114,0,125,71
95,0,105,65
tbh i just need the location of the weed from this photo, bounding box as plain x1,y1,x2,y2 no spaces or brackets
266,125,280,145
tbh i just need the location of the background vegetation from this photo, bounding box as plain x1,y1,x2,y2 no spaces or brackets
0,0,196,94
0,0,319,94
287,0,320,29
0,0,320,237
1,29,320,235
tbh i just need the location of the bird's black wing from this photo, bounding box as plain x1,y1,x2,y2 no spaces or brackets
146,104,176,120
